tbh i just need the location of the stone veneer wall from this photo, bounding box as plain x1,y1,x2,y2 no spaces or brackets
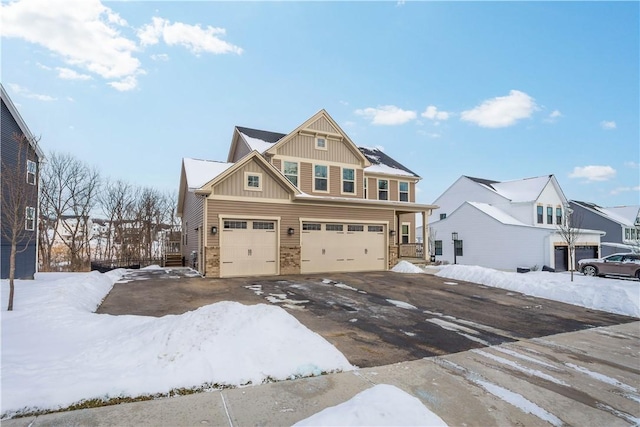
280,246,301,275
388,245,399,269
205,246,220,277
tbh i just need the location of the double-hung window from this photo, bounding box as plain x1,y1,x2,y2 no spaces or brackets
378,179,388,200
244,172,262,191
363,178,368,198
399,182,409,202
536,206,543,224
283,161,298,187
434,240,443,255
25,206,35,231
401,223,409,244
547,206,553,224
314,165,328,192
26,160,36,185
556,207,562,225
342,168,355,194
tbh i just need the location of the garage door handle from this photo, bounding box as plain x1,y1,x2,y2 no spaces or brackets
322,249,325,255
365,248,368,254
248,249,252,256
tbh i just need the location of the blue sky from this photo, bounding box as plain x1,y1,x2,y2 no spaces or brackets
2,0,638,208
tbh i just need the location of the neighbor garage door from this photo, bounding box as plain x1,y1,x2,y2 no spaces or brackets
575,246,599,264
220,219,278,277
300,222,386,274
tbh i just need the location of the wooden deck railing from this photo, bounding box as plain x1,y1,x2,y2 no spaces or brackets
399,243,424,258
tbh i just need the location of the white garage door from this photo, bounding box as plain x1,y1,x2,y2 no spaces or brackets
301,222,386,274
220,219,278,278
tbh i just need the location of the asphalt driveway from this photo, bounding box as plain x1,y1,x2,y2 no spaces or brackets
97,269,636,368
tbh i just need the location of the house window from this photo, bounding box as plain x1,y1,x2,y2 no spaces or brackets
25,206,35,231
454,239,463,256
399,182,409,202
283,161,298,187
314,165,328,192
537,205,543,224
378,179,388,200
26,160,36,185
364,178,367,198
434,240,443,255
440,213,447,220
315,137,327,150
401,223,409,244
244,172,262,191
625,228,631,240
556,207,562,225
342,168,355,194
547,206,553,224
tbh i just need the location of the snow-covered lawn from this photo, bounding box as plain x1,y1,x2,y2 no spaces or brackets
1,270,353,419
433,263,639,318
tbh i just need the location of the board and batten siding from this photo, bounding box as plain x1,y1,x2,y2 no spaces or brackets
206,199,395,248
1,98,39,279
181,190,204,262
275,133,361,165
307,116,340,134
213,158,291,200
231,137,252,163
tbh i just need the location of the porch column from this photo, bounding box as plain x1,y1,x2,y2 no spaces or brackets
422,211,428,262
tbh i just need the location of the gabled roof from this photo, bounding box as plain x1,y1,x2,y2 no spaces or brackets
236,126,286,144
183,158,234,190
464,174,562,203
359,146,420,178
0,83,45,160
467,202,527,226
571,201,640,227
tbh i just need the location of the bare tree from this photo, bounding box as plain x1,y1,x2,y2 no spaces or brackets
98,179,135,261
1,133,40,310
39,152,100,271
557,207,583,281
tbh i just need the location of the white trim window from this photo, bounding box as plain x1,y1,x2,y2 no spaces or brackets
399,181,409,202
314,164,328,192
315,137,327,150
244,172,262,191
25,206,35,231
283,161,298,187
401,222,410,244
26,160,36,185
342,167,355,194
378,179,388,200
364,177,368,198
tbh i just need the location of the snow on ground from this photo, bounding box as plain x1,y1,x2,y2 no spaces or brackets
391,260,426,273
0,271,353,418
294,384,448,427
436,265,639,318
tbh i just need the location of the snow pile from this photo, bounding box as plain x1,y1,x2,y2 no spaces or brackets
391,260,426,273
1,272,353,418
294,384,448,426
436,265,640,318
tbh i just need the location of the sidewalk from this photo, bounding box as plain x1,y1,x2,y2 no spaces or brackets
4,321,639,426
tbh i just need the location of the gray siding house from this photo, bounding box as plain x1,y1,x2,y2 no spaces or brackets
569,201,640,257
1,84,44,279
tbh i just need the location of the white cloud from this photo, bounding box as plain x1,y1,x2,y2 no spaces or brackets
150,53,170,61
569,165,616,182
610,186,640,195
544,109,562,123
1,0,141,89
624,161,639,169
421,105,450,121
57,67,92,80
108,75,139,92
8,83,57,101
460,90,537,128
355,105,417,125
137,17,243,55
600,120,617,130
339,100,349,106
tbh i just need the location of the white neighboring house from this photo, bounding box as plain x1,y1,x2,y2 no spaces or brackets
418,175,605,272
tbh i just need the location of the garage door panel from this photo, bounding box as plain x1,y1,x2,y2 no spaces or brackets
220,220,277,277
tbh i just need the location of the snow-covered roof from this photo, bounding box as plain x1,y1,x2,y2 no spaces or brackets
572,201,640,226
358,146,419,178
467,202,527,226
183,158,234,190
467,175,552,202
240,132,274,153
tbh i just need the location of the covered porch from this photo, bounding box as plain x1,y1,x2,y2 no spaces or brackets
391,207,435,265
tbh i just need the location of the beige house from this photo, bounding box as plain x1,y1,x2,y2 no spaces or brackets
177,110,436,278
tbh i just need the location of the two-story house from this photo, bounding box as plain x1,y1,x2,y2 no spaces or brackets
422,175,604,271
1,84,44,279
569,201,640,256
177,110,437,278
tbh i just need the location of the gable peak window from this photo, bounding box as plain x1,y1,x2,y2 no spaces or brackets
536,205,543,224
556,207,563,225
314,164,328,192
315,137,327,150
547,206,553,224
244,172,262,191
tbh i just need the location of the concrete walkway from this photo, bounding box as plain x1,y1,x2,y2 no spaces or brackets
4,321,639,426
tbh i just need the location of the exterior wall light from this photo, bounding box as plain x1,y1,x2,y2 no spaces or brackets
389,229,396,236
287,227,295,235
211,226,218,235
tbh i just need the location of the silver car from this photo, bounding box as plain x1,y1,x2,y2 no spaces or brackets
578,253,640,279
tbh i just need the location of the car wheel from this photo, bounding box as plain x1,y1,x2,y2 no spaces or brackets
583,265,597,276
636,271,640,280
